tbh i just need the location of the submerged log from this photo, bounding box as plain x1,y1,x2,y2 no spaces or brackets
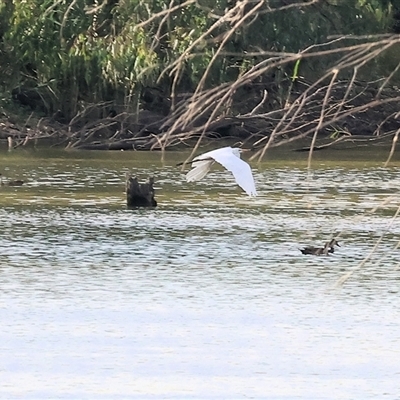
126,174,157,208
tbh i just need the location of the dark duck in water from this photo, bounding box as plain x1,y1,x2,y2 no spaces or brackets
0,173,25,186
300,239,340,256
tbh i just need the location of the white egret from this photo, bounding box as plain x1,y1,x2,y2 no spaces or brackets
182,146,257,196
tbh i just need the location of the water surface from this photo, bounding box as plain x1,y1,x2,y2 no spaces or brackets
0,148,400,399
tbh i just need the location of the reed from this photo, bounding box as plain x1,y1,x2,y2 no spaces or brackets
1,0,399,153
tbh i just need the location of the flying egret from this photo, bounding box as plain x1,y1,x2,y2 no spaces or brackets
181,146,257,196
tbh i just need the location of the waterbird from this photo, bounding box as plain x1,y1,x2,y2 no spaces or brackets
0,173,25,187
178,146,257,196
300,239,340,256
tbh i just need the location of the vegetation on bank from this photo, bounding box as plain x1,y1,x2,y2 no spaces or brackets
1,0,400,157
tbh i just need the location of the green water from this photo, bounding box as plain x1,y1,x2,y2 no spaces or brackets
0,147,400,398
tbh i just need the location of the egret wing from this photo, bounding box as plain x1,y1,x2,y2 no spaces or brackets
212,151,257,196
185,148,230,182
194,146,232,160
186,158,214,182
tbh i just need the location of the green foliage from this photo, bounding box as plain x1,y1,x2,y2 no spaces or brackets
0,0,397,120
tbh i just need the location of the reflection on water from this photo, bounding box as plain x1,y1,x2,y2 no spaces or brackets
1,149,400,399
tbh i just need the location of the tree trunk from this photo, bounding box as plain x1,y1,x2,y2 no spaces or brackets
126,174,157,208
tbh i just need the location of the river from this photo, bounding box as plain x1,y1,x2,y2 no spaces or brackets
0,147,399,399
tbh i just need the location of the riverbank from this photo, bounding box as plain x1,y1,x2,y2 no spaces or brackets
1,80,400,153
